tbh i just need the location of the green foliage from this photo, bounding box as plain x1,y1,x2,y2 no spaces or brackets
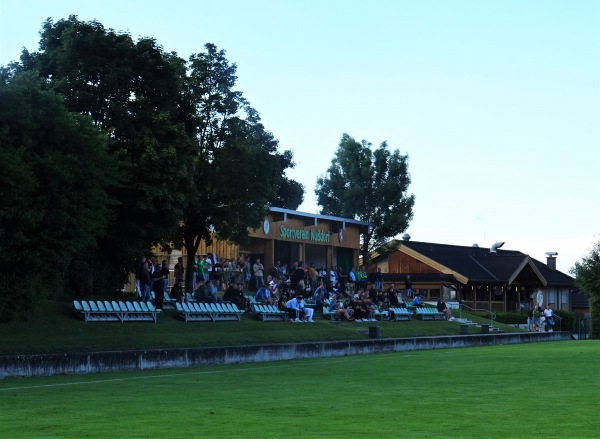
2,15,307,316
571,240,600,338
494,311,529,325
315,133,414,262
18,16,197,293
0,71,119,319
554,309,575,332
10,17,303,299
181,44,301,290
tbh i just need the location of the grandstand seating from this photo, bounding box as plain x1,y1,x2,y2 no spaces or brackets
73,300,158,323
251,303,288,322
175,301,245,322
415,307,446,320
161,292,177,309
322,306,336,321
176,302,213,322
388,307,413,321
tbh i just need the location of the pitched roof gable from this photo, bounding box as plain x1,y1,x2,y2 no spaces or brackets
395,240,572,286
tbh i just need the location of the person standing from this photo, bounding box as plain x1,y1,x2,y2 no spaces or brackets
140,261,152,302
405,275,414,298
543,305,555,332
151,262,165,309
174,257,185,292
375,268,384,292
161,260,169,296
193,255,201,287
253,258,264,291
135,256,146,299
242,256,251,291
329,266,338,285
200,255,211,282
308,262,317,291
531,302,541,332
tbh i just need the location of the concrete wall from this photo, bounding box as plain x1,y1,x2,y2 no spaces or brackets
0,331,570,379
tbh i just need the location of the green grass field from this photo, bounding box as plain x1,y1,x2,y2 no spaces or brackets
0,341,597,438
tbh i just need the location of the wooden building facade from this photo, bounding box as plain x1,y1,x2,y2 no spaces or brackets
369,239,575,313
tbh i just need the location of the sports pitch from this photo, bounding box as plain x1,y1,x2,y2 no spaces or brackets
0,341,597,438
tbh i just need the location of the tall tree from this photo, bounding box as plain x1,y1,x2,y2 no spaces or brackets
181,44,302,291
18,16,196,292
571,240,600,339
315,133,415,262
0,70,119,319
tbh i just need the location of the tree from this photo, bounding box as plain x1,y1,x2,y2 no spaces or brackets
181,44,302,291
18,16,196,292
571,240,600,339
272,178,304,210
0,69,119,319
315,133,415,262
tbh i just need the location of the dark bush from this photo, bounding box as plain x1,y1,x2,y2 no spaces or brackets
494,311,528,325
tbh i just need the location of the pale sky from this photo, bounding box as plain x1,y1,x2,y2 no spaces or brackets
1,0,598,273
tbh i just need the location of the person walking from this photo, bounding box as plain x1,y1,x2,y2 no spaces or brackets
543,305,555,332
531,302,541,332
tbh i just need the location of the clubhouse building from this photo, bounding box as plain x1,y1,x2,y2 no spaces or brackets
367,237,576,313
161,207,579,314
180,207,372,277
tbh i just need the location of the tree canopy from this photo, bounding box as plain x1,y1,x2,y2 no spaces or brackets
315,133,414,262
0,70,119,319
0,16,302,315
18,16,196,292
181,44,302,290
571,240,600,339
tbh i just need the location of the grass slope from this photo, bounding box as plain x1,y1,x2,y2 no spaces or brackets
0,341,597,438
0,301,522,356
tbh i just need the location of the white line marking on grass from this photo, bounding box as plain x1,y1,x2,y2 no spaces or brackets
0,353,417,392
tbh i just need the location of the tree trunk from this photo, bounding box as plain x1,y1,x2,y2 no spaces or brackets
184,236,200,293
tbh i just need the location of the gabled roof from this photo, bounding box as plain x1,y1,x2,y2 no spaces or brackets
388,240,573,286
270,207,373,228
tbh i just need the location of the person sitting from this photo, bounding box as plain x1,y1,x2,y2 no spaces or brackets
328,295,353,321
285,294,303,322
255,286,274,306
193,280,209,303
223,282,244,310
298,295,315,323
411,294,423,308
277,292,289,312
436,298,453,320
362,292,377,322
171,280,189,304
205,280,221,304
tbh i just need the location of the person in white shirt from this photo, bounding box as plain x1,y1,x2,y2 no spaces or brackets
543,305,555,332
329,266,338,284
253,258,265,290
298,295,315,323
285,295,314,322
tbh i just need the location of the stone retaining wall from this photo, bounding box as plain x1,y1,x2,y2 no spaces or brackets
0,331,570,379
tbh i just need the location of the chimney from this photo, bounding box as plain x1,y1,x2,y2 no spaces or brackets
490,241,505,254
545,252,558,270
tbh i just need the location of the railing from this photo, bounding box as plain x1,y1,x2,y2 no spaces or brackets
552,313,563,332
459,304,496,327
